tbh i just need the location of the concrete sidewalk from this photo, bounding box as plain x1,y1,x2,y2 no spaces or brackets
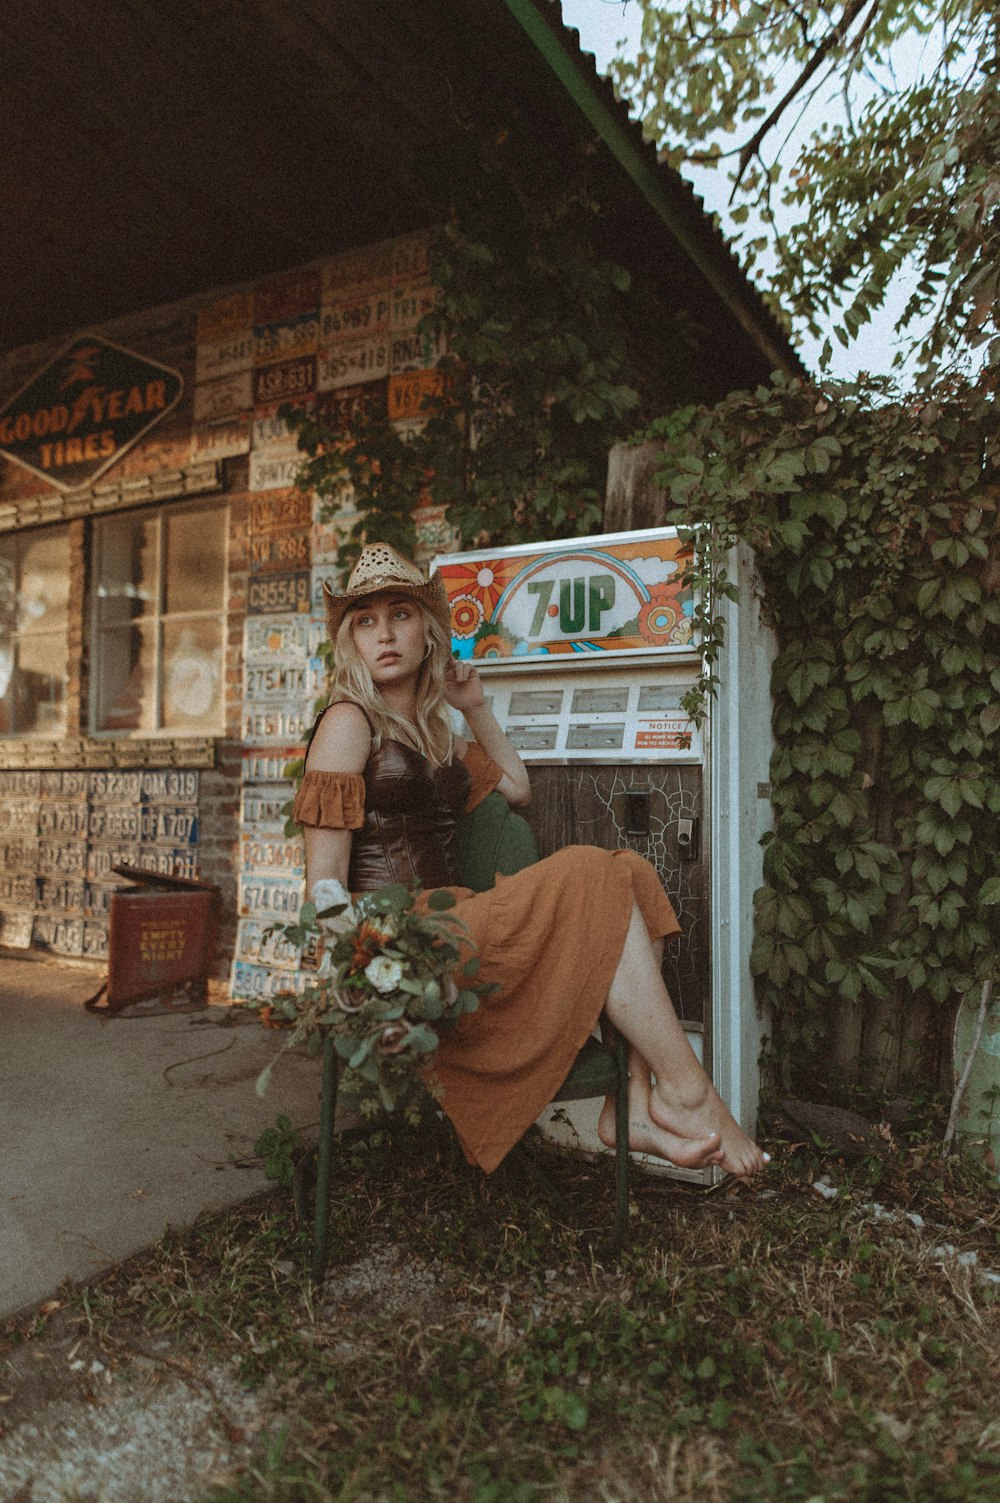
0,954,321,1322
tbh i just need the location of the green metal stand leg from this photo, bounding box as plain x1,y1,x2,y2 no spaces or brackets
612,1029,629,1253
311,1030,339,1283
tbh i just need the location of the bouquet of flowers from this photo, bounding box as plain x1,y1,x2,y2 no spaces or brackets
256,878,491,1115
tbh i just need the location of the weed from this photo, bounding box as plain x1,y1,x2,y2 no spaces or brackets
6,1114,1000,1503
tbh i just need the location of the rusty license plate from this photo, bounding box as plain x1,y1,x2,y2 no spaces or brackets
249,450,306,493
0,838,39,868
194,369,253,423
253,269,322,326
0,910,34,948
195,332,255,386
83,921,109,960
387,369,447,421
241,705,313,744
0,872,36,906
197,288,253,344
140,805,199,845
243,614,312,659
246,571,312,616
32,914,85,956
244,658,322,701
317,337,388,391
320,291,390,343
89,771,143,802
38,801,90,838
0,771,40,797
230,959,308,1002
249,527,311,574
251,397,314,452
389,326,448,374
37,839,86,876
242,746,304,783
234,917,301,972
40,771,88,798
141,771,199,801
241,783,294,833
190,417,252,463
240,833,304,876
252,355,316,406
391,279,437,331
37,877,85,912
0,802,40,835
254,312,320,366
250,490,313,534
87,803,147,847
238,873,304,921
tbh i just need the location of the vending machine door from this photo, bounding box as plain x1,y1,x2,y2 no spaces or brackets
524,763,707,1031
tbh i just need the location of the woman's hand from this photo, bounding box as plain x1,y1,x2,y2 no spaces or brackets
444,656,486,714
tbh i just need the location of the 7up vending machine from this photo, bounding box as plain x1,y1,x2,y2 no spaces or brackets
434,527,775,1180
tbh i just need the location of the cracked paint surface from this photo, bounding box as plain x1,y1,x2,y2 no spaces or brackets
527,765,707,1026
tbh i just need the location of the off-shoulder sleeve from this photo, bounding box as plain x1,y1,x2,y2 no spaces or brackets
291,770,365,830
459,741,505,813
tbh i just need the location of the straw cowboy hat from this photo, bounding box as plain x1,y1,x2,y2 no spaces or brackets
322,542,451,640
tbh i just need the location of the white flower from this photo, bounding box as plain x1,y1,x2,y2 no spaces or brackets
311,878,356,934
364,955,404,994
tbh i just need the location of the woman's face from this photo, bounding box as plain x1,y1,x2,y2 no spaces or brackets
350,594,428,688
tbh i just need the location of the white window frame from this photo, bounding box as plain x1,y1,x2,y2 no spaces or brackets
89,499,229,738
0,522,71,739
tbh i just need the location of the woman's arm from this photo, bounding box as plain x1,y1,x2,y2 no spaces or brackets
300,702,371,896
446,659,531,807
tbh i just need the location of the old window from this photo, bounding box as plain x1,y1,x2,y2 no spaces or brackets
92,502,228,735
0,525,71,736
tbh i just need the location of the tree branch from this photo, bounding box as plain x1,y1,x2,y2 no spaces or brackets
733,0,882,190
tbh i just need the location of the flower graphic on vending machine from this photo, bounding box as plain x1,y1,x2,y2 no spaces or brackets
637,581,688,645
441,558,515,618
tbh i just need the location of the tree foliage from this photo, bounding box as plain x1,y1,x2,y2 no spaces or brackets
651,376,1000,1087
615,0,999,379
284,143,650,566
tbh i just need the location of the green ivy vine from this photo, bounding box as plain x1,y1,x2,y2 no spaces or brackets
650,375,1000,1090
282,142,675,566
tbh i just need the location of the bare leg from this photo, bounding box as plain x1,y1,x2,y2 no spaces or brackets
597,935,723,1170
601,902,767,1178
596,1039,725,1169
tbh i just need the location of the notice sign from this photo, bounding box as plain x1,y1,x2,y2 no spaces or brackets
0,335,183,491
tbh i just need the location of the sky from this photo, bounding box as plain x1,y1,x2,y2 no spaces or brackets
558,0,922,383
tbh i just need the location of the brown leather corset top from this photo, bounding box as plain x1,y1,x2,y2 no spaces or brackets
348,740,471,893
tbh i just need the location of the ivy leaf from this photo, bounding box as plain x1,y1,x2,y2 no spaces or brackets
980,703,1000,736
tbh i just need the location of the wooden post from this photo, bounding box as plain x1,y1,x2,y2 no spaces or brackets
604,442,669,534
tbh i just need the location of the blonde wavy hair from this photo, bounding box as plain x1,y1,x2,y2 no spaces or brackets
331,602,455,766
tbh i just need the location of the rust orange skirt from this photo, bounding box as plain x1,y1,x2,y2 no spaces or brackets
421,845,679,1172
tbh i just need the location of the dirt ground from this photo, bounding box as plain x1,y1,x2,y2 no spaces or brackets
0,1238,456,1503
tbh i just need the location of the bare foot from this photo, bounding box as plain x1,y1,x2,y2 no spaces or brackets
597,1095,723,1170
648,1080,767,1178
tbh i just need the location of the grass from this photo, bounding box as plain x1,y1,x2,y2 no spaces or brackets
5,1104,1000,1502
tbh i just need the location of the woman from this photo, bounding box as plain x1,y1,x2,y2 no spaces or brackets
293,542,767,1178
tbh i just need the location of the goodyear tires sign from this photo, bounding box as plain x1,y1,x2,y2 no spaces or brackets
0,335,182,490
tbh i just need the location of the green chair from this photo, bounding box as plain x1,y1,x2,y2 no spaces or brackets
308,793,630,1279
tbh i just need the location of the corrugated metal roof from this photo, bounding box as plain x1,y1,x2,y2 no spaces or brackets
2,0,799,382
